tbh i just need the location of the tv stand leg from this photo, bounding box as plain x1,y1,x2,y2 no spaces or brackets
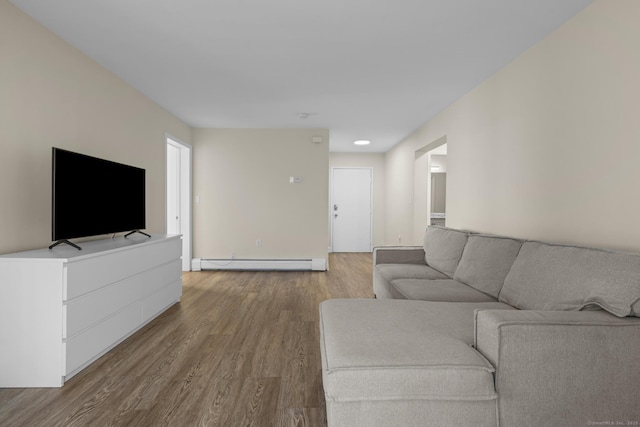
49,240,82,250
124,230,151,238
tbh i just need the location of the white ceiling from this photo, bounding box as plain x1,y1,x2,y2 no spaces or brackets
11,0,593,152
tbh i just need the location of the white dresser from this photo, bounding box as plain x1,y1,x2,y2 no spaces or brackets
0,234,182,387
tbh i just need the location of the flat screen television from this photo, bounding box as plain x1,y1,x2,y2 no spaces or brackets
51,147,146,249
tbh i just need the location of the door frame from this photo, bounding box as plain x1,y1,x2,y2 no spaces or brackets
166,134,192,271
329,167,373,253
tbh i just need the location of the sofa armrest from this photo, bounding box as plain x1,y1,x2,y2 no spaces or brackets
474,309,640,426
372,246,425,265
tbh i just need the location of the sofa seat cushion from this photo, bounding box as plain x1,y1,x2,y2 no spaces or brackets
376,263,450,281
453,234,523,298
391,279,497,302
374,263,449,299
319,299,514,402
423,226,469,277
500,241,640,317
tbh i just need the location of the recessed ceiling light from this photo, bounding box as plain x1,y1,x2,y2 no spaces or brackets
354,140,371,146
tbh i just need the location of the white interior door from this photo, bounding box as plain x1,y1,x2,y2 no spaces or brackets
166,142,181,235
331,168,372,252
166,136,192,271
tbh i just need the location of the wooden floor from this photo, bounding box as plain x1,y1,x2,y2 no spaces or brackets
0,253,374,427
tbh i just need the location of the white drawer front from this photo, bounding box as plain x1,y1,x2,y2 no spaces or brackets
64,259,181,338
65,302,142,376
64,277,139,339
65,238,181,300
142,259,182,297
143,279,182,322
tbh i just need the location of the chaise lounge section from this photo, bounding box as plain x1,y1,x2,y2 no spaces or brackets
319,226,640,426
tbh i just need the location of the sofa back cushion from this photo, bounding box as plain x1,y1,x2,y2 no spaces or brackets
633,300,640,317
453,235,523,298
423,226,468,277
499,241,640,317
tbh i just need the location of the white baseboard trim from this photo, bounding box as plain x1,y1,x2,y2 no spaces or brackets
193,258,326,271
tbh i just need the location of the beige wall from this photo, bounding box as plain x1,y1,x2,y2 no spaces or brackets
0,1,191,254
384,139,416,246
386,0,640,252
8,0,638,258
329,153,386,248
192,128,329,262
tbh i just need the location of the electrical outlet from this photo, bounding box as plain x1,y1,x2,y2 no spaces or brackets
256,239,262,247
231,253,236,259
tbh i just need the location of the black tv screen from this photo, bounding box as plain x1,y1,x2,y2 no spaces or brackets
52,147,146,241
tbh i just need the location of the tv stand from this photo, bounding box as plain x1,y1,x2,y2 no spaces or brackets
124,230,151,238
49,239,82,250
0,234,182,387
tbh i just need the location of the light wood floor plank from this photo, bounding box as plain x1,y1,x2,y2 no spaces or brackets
0,252,373,426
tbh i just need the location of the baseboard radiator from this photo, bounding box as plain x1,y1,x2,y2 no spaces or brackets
193,258,326,271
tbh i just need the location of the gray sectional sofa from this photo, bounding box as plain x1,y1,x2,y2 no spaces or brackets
319,226,640,427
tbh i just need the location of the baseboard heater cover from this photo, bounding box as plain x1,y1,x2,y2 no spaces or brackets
194,258,326,271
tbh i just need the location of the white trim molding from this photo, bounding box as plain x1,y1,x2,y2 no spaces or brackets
194,258,326,271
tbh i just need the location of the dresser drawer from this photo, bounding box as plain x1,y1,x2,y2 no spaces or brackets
143,278,182,322
64,259,181,338
64,301,142,376
64,238,181,300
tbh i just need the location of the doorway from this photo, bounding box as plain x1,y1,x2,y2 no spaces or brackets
331,167,372,252
413,137,447,242
429,152,447,226
166,135,192,271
